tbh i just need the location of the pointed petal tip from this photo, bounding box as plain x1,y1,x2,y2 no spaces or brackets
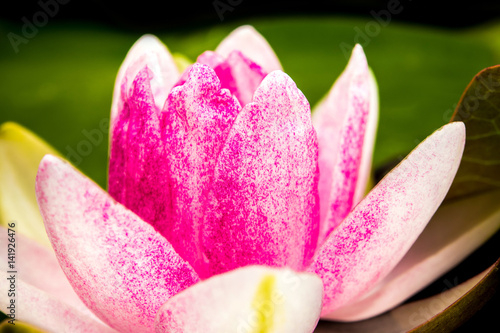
347,44,368,73
175,62,223,95
253,69,310,115
352,43,365,55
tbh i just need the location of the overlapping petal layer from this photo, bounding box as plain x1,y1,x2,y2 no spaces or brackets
313,45,376,244
215,25,282,73
202,71,320,277
108,28,301,279
309,122,465,315
109,66,164,227
36,155,200,333
159,63,241,274
154,266,322,333
328,189,500,321
9,26,489,333
0,278,116,333
0,225,92,316
110,35,179,132
108,35,181,225
197,50,267,106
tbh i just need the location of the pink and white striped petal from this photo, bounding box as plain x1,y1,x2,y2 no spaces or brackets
327,189,500,321
307,122,465,315
198,50,267,106
216,25,282,73
0,225,92,316
0,277,116,333
313,44,375,244
201,71,320,278
154,266,323,333
111,35,179,133
158,64,241,273
36,155,200,333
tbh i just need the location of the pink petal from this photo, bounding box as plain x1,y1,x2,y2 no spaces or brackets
353,71,379,205
109,66,164,227
36,155,200,333
327,189,500,321
0,277,116,333
111,35,179,133
197,50,225,68
201,71,320,278
109,35,178,209
307,122,465,315
109,36,179,217
198,50,267,106
158,64,241,273
0,225,92,316
216,25,282,73
154,266,323,333
313,44,376,243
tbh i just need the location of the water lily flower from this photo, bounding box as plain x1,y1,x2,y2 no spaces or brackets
4,25,489,333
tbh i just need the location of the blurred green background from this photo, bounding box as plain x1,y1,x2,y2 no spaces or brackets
1,17,499,188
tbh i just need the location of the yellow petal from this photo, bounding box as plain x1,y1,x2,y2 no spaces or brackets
0,122,59,247
0,319,46,332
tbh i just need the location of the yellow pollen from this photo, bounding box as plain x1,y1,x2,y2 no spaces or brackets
251,274,276,333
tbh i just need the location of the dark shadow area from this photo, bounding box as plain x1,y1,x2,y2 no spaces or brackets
1,0,500,33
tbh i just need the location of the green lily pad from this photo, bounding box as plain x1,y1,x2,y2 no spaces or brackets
446,65,500,200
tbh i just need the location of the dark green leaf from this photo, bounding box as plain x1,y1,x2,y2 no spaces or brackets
447,65,500,200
